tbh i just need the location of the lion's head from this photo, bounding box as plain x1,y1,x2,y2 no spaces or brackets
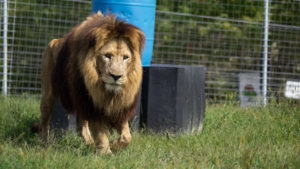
97,39,134,92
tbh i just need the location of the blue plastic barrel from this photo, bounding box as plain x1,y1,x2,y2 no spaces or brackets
92,0,156,66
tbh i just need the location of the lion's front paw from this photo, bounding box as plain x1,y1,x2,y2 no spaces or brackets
97,146,112,154
110,134,131,151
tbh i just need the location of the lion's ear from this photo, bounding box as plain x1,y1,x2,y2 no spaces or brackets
136,30,145,56
75,28,105,54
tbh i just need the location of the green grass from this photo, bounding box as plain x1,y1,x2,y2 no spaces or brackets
0,96,299,169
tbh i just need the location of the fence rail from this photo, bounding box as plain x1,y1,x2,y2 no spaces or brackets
1,0,300,103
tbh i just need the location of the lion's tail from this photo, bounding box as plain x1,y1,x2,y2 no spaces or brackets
30,122,40,133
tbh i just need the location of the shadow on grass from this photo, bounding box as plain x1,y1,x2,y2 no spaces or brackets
1,115,42,145
0,109,97,157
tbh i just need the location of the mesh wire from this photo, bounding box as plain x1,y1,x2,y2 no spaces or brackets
153,0,300,101
0,0,91,94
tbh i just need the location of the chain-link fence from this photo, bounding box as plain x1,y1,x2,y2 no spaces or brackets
1,0,300,103
0,0,91,94
153,0,300,102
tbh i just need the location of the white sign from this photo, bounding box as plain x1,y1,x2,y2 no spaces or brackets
285,81,300,99
239,73,262,107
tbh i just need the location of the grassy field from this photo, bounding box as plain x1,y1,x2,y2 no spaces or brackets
0,96,299,169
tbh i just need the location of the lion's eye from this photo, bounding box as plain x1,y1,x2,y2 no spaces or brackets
104,53,112,59
123,55,129,60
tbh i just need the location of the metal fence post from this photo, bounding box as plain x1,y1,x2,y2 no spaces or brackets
2,0,8,95
263,0,270,106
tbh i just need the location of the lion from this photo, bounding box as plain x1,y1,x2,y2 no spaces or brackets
33,11,145,154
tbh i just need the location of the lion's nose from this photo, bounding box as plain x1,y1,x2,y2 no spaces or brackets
110,73,122,81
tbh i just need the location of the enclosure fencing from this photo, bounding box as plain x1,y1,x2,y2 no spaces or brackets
1,0,300,103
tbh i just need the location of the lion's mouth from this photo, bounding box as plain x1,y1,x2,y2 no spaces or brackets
106,83,120,86
104,83,123,92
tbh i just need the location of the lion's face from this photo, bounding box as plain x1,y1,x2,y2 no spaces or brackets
96,39,133,92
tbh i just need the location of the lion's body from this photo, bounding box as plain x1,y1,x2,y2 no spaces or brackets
37,12,145,153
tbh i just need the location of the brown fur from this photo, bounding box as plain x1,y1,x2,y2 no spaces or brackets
35,11,145,153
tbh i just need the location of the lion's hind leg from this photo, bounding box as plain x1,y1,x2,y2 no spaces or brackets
38,92,56,141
